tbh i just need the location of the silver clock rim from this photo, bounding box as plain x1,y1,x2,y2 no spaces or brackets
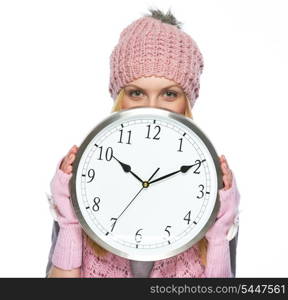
69,106,223,261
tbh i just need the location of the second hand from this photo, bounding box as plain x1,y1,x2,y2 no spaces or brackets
113,167,160,228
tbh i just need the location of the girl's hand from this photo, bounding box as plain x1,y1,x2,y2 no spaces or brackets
50,145,79,225
219,154,233,191
205,154,240,244
60,145,79,174
50,145,83,272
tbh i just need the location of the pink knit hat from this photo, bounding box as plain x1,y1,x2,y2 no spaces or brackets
109,15,204,108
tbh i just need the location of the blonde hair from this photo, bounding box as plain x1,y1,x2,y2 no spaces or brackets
85,89,208,266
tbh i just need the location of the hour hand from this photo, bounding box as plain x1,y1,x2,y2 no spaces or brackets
112,155,144,184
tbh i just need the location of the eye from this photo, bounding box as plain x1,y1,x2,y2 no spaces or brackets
129,90,144,97
164,91,178,98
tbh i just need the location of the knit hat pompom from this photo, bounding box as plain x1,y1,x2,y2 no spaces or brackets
144,7,183,29
109,8,204,108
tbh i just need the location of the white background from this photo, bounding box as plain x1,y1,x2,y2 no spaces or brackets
0,0,287,277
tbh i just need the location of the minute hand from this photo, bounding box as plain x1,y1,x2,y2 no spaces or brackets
148,164,195,185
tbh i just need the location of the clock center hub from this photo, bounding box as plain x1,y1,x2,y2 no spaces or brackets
143,181,150,188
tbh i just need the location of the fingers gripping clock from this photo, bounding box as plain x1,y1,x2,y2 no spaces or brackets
69,107,223,261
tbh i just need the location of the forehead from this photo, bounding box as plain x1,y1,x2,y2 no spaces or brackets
126,76,182,90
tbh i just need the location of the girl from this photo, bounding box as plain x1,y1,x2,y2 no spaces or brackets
46,8,240,278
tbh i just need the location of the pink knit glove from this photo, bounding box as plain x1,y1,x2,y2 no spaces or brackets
50,157,82,270
205,170,240,245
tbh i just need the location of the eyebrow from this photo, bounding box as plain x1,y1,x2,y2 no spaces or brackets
124,84,183,91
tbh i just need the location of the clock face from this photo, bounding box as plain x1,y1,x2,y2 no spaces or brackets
70,107,222,261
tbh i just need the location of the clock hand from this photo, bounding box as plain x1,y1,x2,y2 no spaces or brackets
116,187,144,220
148,169,181,184
148,167,160,181
114,167,160,224
148,162,200,185
112,155,144,184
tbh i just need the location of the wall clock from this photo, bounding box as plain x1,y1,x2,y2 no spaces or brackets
70,107,223,261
